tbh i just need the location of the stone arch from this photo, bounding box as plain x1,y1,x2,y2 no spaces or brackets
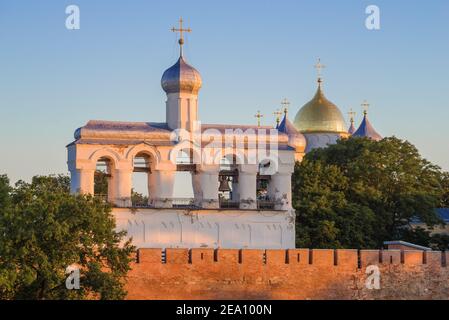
216,152,244,207
88,148,122,204
127,145,160,207
88,147,122,166
169,140,202,164
126,144,161,166
214,149,247,166
257,154,279,176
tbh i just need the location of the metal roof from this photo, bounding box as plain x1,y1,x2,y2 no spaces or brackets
352,113,382,141
277,114,299,135
383,240,431,251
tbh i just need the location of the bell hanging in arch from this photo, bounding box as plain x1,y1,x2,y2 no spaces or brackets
219,176,231,192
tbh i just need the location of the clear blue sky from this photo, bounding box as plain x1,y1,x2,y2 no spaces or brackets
1,0,448,188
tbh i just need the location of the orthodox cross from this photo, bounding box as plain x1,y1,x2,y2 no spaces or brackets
273,109,283,126
348,108,356,124
171,17,191,56
255,111,264,127
314,58,326,80
361,100,370,115
281,98,290,115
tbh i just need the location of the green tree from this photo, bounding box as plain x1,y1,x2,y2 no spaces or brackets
0,175,14,298
131,190,148,206
293,137,446,249
440,172,449,208
0,175,135,300
428,233,449,251
401,227,449,251
94,171,109,196
0,175,11,209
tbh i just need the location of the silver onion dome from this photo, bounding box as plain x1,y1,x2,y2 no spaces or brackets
161,56,202,95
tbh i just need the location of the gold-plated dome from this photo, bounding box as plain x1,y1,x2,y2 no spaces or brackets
294,81,347,133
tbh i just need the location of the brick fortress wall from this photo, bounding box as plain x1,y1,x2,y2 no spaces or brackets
126,248,449,300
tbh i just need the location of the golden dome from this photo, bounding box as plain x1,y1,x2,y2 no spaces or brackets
294,81,347,133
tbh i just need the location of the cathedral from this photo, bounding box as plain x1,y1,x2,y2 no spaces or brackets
66,19,381,249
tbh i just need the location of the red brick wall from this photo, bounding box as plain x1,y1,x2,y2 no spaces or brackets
126,248,449,300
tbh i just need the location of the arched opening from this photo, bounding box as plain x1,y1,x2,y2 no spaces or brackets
94,157,115,203
257,159,274,210
131,152,153,207
173,149,196,208
219,155,239,209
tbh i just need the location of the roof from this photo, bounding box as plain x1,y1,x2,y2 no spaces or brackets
69,120,294,150
277,114,299,135
201,123,273,133
383,240,431,251
69,120,173,147
75,120,171,137
348,121,356,135
352,113,382,141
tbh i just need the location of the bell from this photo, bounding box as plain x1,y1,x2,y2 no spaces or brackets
219,177,231,192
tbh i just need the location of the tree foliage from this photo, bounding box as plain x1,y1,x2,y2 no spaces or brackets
94,171,109,196
293,137,447,249
94,171,148,206
440,172,449,208
0,175,135,300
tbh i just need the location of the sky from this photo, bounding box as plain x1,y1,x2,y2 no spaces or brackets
0,0,448,194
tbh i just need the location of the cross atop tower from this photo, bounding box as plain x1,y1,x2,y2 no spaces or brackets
281,98,290,115
348,108,356,124
314,58,326,83
255,111,264,127
361,100,370,115
273,109,283,126
171,17,191,56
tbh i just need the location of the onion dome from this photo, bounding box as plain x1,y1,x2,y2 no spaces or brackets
278,111,306,152
161,56,202,94
352,111,382,141
294,80,347,133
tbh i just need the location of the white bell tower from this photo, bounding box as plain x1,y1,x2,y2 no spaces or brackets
161,18,202,132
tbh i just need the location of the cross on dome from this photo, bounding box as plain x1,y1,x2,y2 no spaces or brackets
281,98,290,115
171,17,191,57
314,58,326,83
274,109,283,127
361,100,370,115
348,108,356,124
